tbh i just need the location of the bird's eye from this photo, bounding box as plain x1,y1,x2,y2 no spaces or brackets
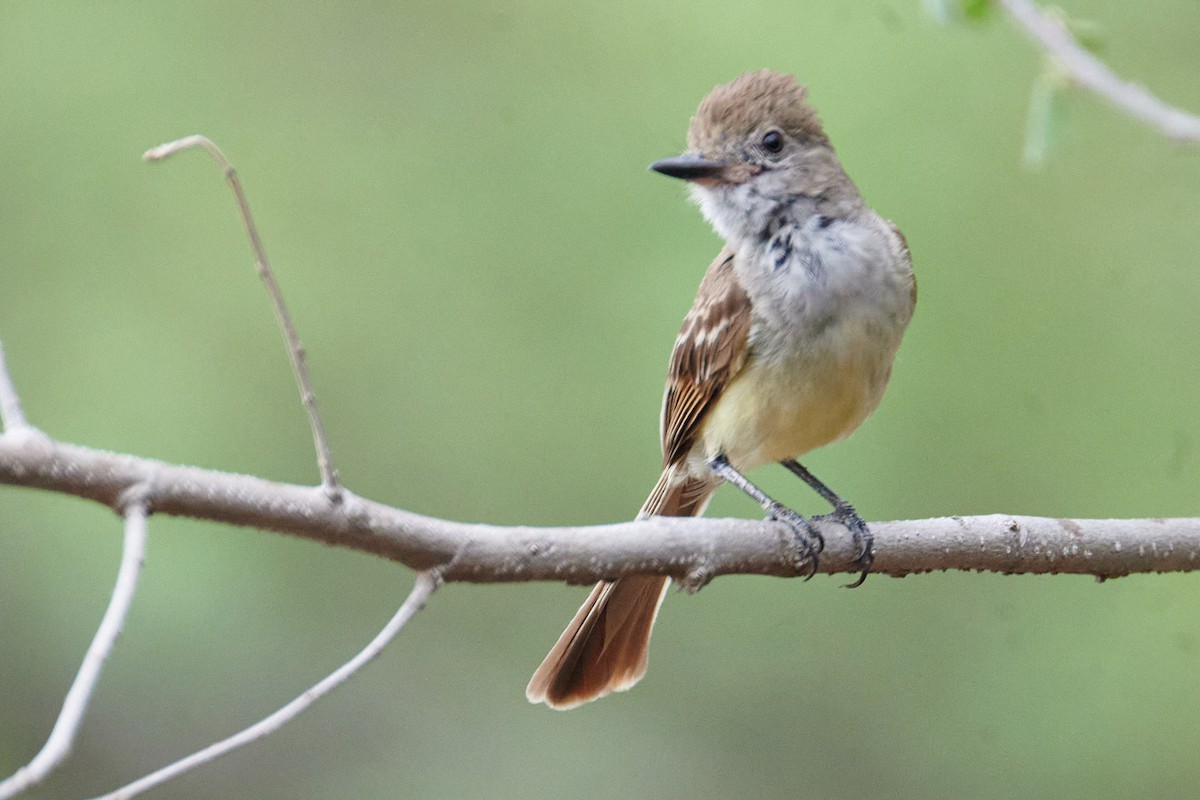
761,130,784,153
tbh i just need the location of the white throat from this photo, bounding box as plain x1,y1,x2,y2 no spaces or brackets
689,181,787,248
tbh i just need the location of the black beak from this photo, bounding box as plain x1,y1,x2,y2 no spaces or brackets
649,153,727,182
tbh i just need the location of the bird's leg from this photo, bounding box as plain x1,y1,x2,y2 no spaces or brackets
780,459,873,587
707,454,823,578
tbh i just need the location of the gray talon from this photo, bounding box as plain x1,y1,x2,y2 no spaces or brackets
768,504,823,579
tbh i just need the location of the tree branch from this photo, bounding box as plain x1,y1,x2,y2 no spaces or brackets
1,427,1197,584
86,571,439,800
143,135,343,501
0,498,148,799
997,0,1200,142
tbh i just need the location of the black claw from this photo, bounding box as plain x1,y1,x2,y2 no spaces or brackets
813,502,873,588
767,503,822,579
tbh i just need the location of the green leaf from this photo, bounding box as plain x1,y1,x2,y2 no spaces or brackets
960,0,994,22
1066,17,1106,54
923,0,995,24
1023,67,1068,169
1043,6,1106,54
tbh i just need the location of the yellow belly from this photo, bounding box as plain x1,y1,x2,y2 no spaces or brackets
699,337,889,471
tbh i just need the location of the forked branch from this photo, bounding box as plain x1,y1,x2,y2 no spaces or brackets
144,135,342,500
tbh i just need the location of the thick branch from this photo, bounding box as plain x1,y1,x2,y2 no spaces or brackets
2,427,1197,583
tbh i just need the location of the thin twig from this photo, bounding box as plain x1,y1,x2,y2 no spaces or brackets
143,135,343,501
87,571,440,800
0,340,28,431
0,497,149,799
997,0,1200,142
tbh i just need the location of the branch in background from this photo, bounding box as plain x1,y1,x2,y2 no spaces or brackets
997,0,1200,143
2,428,1197,584
144,135,343,501
0,500,148,800
86,571,440,800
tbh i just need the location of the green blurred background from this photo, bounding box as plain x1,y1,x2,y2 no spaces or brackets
1,2,1198,798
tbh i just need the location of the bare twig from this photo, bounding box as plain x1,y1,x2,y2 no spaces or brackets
143,135,343,501
1,431,1197,583
0,497,149,799
87,571,440,800
997,0,1200,142
0,341,28,431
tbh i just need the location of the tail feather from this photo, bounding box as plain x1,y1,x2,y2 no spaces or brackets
526,467,716,709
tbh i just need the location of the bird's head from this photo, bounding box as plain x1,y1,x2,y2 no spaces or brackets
651,70,853,245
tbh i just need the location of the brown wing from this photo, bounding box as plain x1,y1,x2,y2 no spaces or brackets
660,247,753,466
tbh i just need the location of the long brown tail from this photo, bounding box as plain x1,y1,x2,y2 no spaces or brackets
525,466,716,709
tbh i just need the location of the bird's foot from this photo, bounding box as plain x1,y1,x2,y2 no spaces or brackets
813,502,873,588
767,503,824,579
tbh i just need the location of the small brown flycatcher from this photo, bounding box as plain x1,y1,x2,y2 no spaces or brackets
527,70,915,709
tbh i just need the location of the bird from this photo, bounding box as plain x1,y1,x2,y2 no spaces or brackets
527,70,915,709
